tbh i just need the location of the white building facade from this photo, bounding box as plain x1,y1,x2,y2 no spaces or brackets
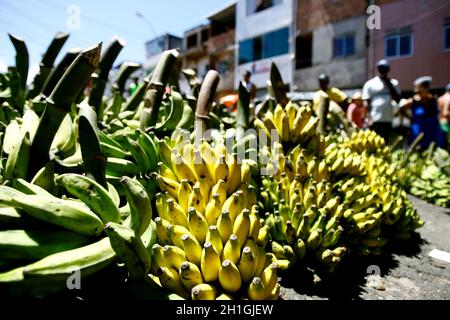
235,0,296,96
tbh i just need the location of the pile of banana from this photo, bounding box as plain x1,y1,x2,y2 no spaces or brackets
393,147,450,208
0,172,155,296
149,136,280,300
254,99,424,272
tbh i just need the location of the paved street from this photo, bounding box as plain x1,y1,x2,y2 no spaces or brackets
280,195,450,300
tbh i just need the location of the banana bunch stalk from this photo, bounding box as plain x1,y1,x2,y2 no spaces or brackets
150,138,280,300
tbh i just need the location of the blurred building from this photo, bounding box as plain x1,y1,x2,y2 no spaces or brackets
181,2,236,98
143,33,182,74
294,0,368,91
236,0,296,97
369,0,450,90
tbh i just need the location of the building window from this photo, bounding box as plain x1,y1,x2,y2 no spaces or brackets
333,34,355,58
247,0,282,15
384,32,413,58
263,27,289,59
201,29,210,43
296,33,312,69
187,34,198,49
444,21,450,50
238,27,289,65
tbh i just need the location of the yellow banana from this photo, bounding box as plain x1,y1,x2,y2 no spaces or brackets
205,193,222,225
179,261,203,291
187,207,209,244
219,260,242,293
257,225,270,247
248,212,260,240
163,245,187,270
168,224,191,248
206,225,223,257
157,266,189,299
233,208,250,245
261,262,278,299
155,217,172,245
241,162,251,184
151,243,166,274
217,210,233,243
200,242,221,282
153,173,179,199
158,161,177,181
191,283,216,300
214,155,229,185
227,153,241,194
178,179,192,213
167,198,189,229
210,179,227,205
222,234,241,264
171,152,197,184
238,246,256,283
247,277,266,300
181,233,202,265
188,184,206,213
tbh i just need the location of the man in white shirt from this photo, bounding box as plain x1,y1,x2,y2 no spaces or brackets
362,59,401,143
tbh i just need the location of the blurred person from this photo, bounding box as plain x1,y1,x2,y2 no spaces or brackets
313,73,349,114
397,76,445,149
242,70,257,101
362,59,401,143
346,92,367,129
129,77,139,96
438,83,450,146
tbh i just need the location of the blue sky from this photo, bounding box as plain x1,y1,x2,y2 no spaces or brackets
0,0,231,76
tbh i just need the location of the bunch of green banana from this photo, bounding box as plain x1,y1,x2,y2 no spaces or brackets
0,173,158,296
150,138,279,300
391,147,450,208
101,128,160,181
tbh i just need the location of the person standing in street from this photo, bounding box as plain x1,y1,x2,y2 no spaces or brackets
242,70,257,101
362,59,401,143
438,83,450,147
397,76,445,150
346,92,367,129
313,73,349,114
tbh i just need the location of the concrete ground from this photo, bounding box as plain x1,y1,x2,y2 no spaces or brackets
280,195,450,300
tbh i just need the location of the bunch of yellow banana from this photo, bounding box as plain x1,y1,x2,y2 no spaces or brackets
150,139,280,300
344,130,389,156
258,141,347,273
254,102,321,147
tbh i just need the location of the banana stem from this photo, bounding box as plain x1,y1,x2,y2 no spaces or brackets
270,62,288,107
113,61,141,96
317,95,330,134
403,132,424,164
140,50,179,130
28,43,101,178
78,103,107,188
236,81,250,129
41,49,81,97
195,70,220,133
122,78,149,112
27,32,70,99
8,34,29,92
